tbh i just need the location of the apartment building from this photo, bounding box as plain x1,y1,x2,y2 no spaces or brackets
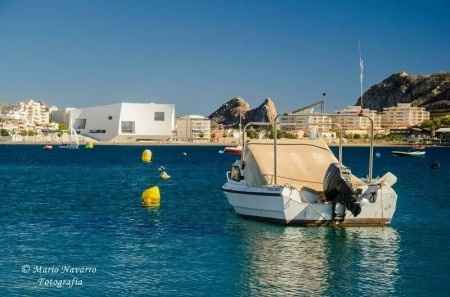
381,103,430,129
334,106,383,135
4,99,50,126
176,115,211,141
279,108,332,133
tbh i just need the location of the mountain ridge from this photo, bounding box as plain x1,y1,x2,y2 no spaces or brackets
209,97,277,127
356,71,450,115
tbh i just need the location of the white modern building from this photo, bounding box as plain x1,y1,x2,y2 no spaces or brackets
72,102,175,142
176,115,211,142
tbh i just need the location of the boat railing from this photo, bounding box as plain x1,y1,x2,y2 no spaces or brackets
242,121,344,180
242,113,374,184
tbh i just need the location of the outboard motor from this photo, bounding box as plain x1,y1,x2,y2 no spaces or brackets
323,163,361,218
230,160,243,181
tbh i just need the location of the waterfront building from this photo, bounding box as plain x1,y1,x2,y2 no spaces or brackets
0,99,57,136
176,115,211,142
279,107,332,134
50,108,65,125
211,126,225,142
436,127,450,144
0,117,25,133
381,103,430,129
3,99,50,126
72,102,175,142
334,106,383,135
50,107,81,129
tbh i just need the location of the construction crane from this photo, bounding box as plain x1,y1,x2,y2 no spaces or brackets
291,99,325,114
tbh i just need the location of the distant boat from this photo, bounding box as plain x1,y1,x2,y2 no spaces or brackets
59,143,79,150
43,144,53,150
392,150,426,157
224,145,242,156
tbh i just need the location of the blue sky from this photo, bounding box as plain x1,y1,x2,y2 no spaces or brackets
0,0,449,114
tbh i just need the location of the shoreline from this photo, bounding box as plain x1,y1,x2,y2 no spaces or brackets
0,141,447,148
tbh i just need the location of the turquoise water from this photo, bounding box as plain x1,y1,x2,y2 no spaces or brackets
0,145,449,297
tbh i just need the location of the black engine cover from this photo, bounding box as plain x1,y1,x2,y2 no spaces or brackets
323,163,361,217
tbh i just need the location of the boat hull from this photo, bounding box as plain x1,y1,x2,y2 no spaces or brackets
222,181,397,226
236,213,389,226
224,146,242,156
392,151,425,157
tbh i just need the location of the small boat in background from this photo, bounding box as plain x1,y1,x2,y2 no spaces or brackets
224,145,242,156
59,143,79,150
413,144,426,150
43,144,53,150
392,150,426,157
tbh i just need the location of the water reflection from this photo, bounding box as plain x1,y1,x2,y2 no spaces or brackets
238,222,400,297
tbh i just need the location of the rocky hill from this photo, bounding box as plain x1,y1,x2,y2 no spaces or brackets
245,98,278,124
209,97,277,127
356,72,450,115
208,97,250,127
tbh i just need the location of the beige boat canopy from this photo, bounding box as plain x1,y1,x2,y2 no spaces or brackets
243,139,363,192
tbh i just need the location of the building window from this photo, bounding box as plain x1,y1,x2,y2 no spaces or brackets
154,112,165,121
89,129,106,133
121,121,135,133
74,119,87,129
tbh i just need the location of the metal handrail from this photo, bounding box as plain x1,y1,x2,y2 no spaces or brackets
241,120,345,177
273,113,374,184
241,112,375,185
241,121,272,163
242,122,344,154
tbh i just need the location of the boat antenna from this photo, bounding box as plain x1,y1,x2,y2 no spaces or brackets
239,110,242,145
359,41,364,109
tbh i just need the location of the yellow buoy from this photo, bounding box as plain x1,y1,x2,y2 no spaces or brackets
142,186,160,207
141,149,152,163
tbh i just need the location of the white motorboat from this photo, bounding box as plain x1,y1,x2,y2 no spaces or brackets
222,113,398,226
223,145,242,156
392,150,425,157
